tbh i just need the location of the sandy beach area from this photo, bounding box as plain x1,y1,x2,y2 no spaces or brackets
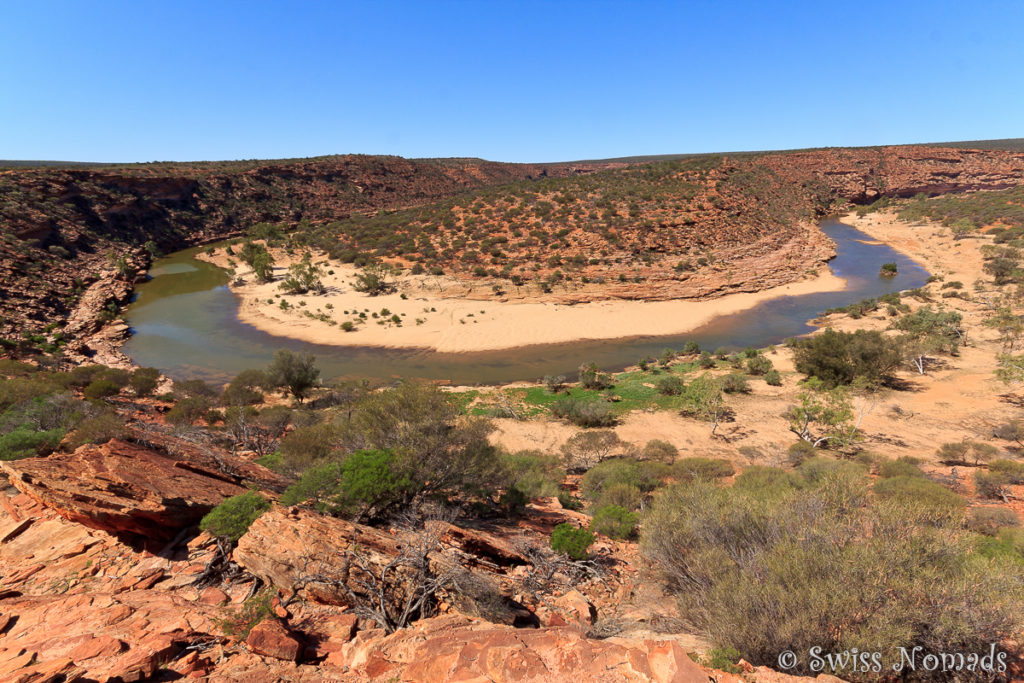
198,248,846,353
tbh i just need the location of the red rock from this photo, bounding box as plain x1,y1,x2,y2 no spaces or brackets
551,589,595,628
0,440,251,540
246,618,302,661
198,587,229,605
67,635,125,661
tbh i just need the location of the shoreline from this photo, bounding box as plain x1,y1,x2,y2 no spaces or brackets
199,251,847,354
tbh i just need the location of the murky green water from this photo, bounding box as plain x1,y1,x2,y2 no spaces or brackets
122,220,929,385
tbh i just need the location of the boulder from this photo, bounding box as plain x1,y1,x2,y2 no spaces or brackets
246,618,302,661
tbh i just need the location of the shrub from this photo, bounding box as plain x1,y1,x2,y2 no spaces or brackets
278,422,343,473
640,439,678,463
786,440,815,466
968,507,1021,535
550,523,594,560
594,482,645,510
697,352,715,369
577,362,611,390
217,589,275,638
550,397,616,428
720,373,750,394
221,369,266,406
166,396,211,426
733,466,798,497
0,426,65,460
543,374,566,394
590,505,639,539
763,369,782,386
656,375,685,396
936,440,998,466
671,457,734,481
641,474,1023,674
83,379,120,400
975,470,1013,501
65,412,127,450
878,457,926,479
582,459,663,506
499,450,564,499
175,378,220,399
199,491,271,543
558,491,583,510
682,341,700,355
879,262,898,277
792,328,903,388
129,367,160,397
873,476,966,521
745,355,773,376
281,449,415,520
990,458,1024,484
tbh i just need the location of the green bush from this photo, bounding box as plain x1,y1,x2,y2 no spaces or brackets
733,466,798,497
878,457,926,479
499,450,564,499
793,328,903,388
989,459,1024,484
786,440,815,466
280,449,415,520
745,356,773,376
0,426,65,460
199,491,271,543
590,505,639,539
549,397,616,427
166,396,211,426
65,412,127,450
873,476,965,522
720,373,750,394
83,379,121,400
550,523,595,560
975,470,1013,500
763,369,782,386
656,375,685,396
639,439,678,463
582,459,663,505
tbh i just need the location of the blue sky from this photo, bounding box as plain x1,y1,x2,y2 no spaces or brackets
2,1,1022,163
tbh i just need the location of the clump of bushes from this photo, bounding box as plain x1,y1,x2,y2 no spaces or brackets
792,328,902,388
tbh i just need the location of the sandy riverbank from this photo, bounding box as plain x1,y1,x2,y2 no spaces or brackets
840,210,984,285
198,249,846,353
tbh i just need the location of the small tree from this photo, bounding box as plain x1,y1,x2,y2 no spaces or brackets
353,264,395,296
786,378,858,449
252,251,275,282
280,256,325,294
679,374,730,435
560,430,629,473
264,350,320,402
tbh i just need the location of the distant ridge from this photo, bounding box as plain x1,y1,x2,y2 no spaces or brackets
2,138,1022,170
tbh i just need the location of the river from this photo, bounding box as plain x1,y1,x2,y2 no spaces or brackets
122,219,929,385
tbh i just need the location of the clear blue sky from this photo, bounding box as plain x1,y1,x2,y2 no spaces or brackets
2,1,1022,163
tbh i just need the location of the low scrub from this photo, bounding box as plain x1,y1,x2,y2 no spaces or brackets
641,467,1023,678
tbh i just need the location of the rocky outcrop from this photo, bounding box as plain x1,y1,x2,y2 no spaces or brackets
233,507,408,604
330,614,708,683
0,439,274,540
